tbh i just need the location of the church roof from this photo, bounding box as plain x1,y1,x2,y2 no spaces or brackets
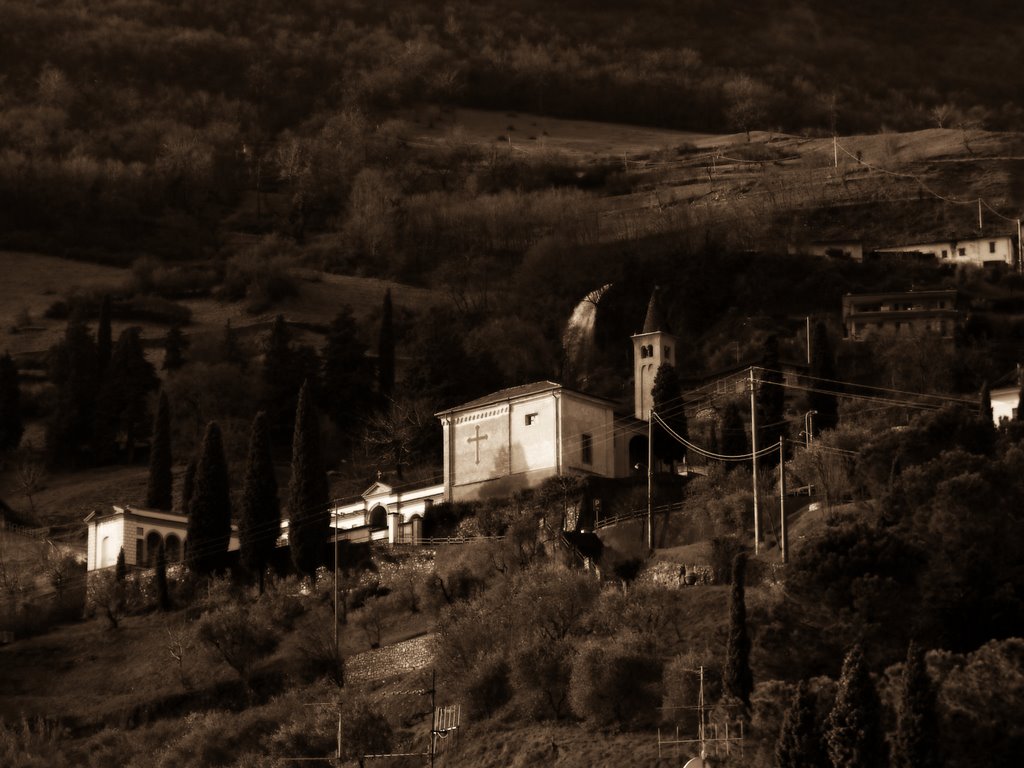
639,287,672,335
436,380,617,416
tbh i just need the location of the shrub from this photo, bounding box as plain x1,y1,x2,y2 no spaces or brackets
196,603,280,691
569,642,662,729
510,639,573,720
463,653,512,720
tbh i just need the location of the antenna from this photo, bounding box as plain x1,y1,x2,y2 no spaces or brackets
657,665,746,762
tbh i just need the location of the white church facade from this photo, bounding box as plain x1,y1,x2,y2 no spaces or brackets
436,381,643,502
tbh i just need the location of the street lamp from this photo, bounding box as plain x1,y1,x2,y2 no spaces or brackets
803,410,818,448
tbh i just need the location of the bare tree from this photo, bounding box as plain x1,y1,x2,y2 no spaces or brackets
15,449,46,516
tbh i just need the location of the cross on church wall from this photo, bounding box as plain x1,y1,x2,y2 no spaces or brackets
467,425,488,464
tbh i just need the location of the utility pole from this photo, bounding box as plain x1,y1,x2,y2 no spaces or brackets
978,198,983,232
805,316,811,366
430,669,437,768
779,437,788,564
1017,218,1023,273
833,135,838,169
333,508,339,677
749,368,760,554
647,410,654,552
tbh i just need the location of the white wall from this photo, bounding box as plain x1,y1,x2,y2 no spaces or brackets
878,236,1016,267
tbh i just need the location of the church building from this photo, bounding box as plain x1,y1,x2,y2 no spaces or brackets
85,290,674,568
436,289,672,501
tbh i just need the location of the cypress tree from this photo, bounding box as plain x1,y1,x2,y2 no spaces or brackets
978,380,993,423
45,311,99,468
651,362,687,466
261,315,298,440
240,411,280,593
825,644,886,768
223,319,246,370
719,400,749,460
186,422,232,575
162,325,187,371
775,681,827,768
155,541,171,611
0,351,23,455
146,391,173,510
95,327,158,463
322,306,371,437
96,294,112,374
288,381,330,580
723,552,753,711
891,642,940,768
808,321,839,432
115,547,127,581
1016,381,1024,422
377,289,395,405
181,457,196,515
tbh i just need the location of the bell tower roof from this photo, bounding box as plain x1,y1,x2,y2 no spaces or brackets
640,287,672,335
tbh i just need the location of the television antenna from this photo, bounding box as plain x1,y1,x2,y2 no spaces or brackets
657,666,745,764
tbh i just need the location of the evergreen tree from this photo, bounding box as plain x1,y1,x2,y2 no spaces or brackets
115,547,127,581
181,457,196,515
45,311,99,468
377,289,395,405
240,411,280,593
261,315,299,441
146,391,173,510
222,319,246,369
322,306,371,436
94,327,158,463
96,294,112,374
719,400,749,460
155,541,171,611
978,380,993,423
1017,381,1024,422
162,325,187,371
891,642,940,768
724,552,753,711
825,644,886,768
0,351,24,455
288,382,329,579
808,321,840,432
186,422,232,575
651,362,687,466
756,336,786,464
775,681,826,768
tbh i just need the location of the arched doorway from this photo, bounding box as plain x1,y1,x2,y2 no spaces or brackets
165,534,182,563
145,531,163,566
368,506,388,531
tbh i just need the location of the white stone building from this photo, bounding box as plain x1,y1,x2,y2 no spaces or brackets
84,505,240,571
875,234,1019,269
326,480,441,544
436,381,642,502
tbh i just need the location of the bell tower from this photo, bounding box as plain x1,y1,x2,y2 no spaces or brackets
632,288,677,421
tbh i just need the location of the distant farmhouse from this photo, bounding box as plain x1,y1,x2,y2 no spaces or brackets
873,234,1019,270
842,289,964,341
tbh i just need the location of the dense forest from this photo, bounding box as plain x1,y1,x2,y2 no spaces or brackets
2,0,1023,263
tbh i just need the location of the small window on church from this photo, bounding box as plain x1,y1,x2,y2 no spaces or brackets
136,527,144,537
639,345,647,359
525,413,538,426
581,433,593,465
664,346,672,359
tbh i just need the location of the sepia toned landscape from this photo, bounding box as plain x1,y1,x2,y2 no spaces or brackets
1,2,1023,766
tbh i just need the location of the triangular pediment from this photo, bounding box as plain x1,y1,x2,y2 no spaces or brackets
362,481,394,499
